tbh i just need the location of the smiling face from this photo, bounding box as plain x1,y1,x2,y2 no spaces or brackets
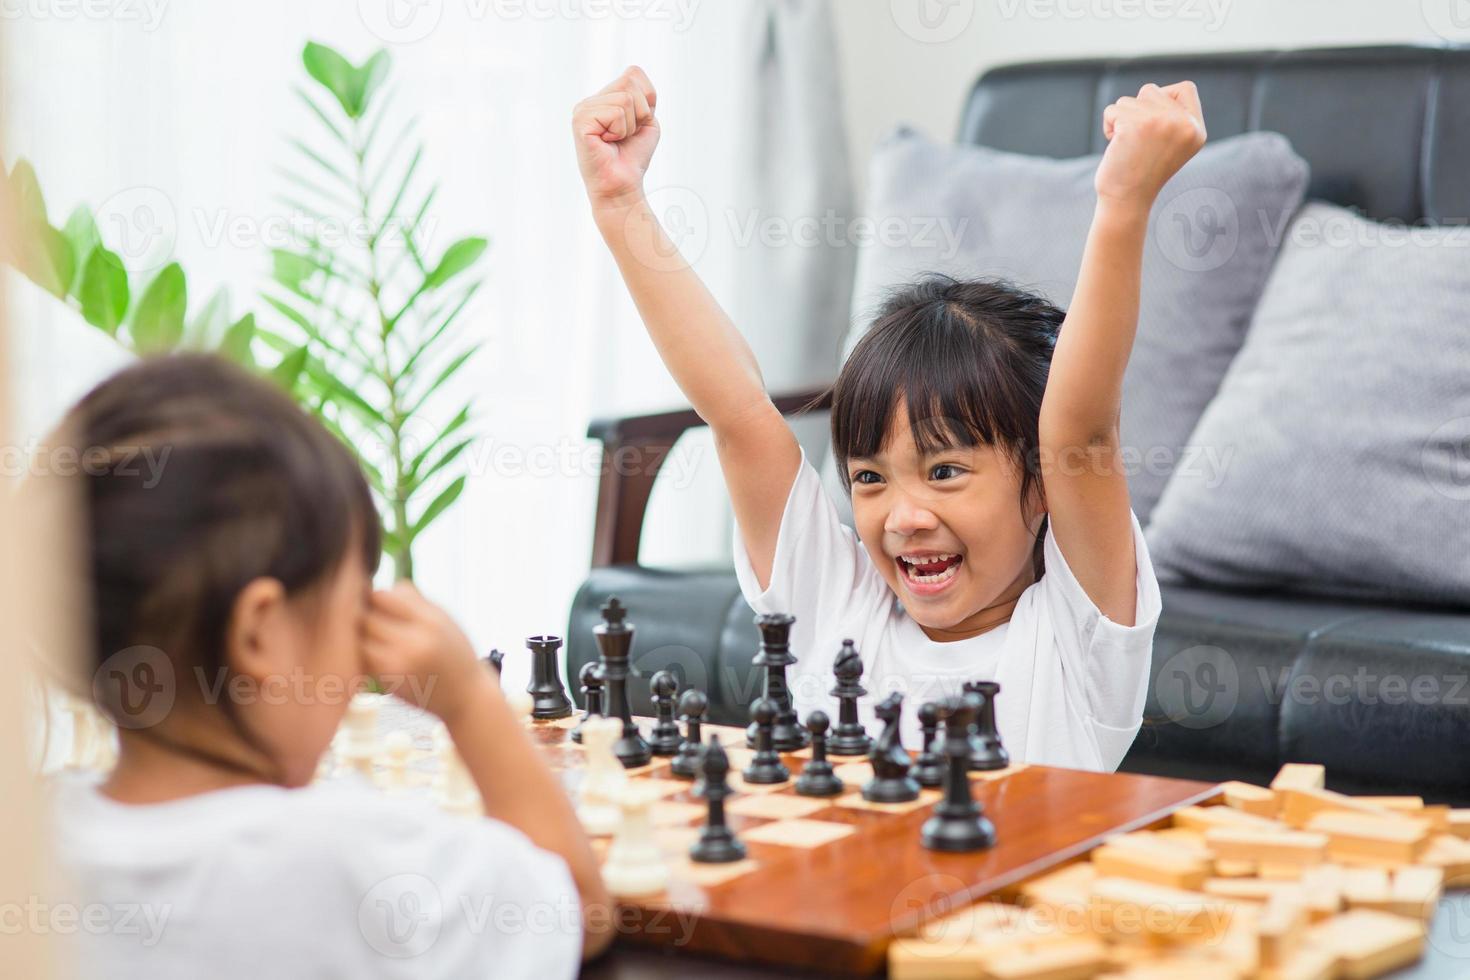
847,400,1046,642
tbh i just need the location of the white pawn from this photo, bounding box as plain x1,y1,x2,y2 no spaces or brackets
341,692,380,780
602,783,668,899
433,727,482,817
576,717,625,836
377,730,415,793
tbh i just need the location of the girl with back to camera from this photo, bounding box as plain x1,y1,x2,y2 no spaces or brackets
52,355,611,978
572,69,1207,770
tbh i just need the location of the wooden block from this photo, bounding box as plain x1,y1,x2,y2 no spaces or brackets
1212,860,1257,878
1205,828,1328,867
740,817,855,849
1105,961,1241,980
1088,878,1234,944
1306,811,1430,866
1388,866,1444,921
1092,839,1210,891
1340,867,1393,913
1018,862,1097,913
888,938,990,980
1222,780,1278,818
1296,865,1349,920
1422,833,1470,881
1174,805,1288,835
1276,787,1389,830
725,793,832,820
1258,863,1305,881
1258,945,1338,980
1357,796,1422,811
1420,805,1452,833
1257,892,1307,968
1204,877,1305,903
918,899,1029,942
984,938,1108,980
1270,763,1326,793
1450,809,1470,840
1153,827,1209,851
1306,909,1425,980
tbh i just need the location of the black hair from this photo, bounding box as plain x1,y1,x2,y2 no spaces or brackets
69,354,380,743
829,275,1064,571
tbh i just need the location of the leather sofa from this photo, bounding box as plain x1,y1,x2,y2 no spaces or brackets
566,46,1470,805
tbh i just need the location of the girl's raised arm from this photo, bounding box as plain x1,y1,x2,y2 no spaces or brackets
572,67,800,588
1039,82,1206,624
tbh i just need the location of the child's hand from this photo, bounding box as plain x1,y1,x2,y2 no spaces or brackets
361,582,489,722
572,66,659,210
1095,81,1207,211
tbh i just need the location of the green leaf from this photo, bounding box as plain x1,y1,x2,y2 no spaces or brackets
271,248,325,298
306,357,390,429
302,42,362,118
412,435,472,486
187,286,232,348
293,86,349,147
8,159,48,227
358,50,391,114
377,143,422,220
403,281,481,376
129,263,187,353
271,344,309,393
423,237,487,290
288,137,353,187
61,206,101,295
406,346,476,416
410,474,465,539
406,403,470,474
219,312,256,366
78,247,129,335
19,224,73,298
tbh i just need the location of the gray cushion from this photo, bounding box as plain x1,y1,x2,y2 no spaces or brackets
829,129,1309,524
1147,201,1470,606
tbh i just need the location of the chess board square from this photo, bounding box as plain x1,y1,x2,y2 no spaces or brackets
832,762,874,787
536,715,582,730
742,818,857,849
833,789,942,814
624,757,674,777
726,793,833,820
722,746,757,769
626,778,690,801
676,856,761,887
703,725,749,746
727,771,793,795
650,801,705,827
654,826,702,854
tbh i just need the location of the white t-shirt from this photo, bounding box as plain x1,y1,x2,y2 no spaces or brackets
50,773,582,980
733,451,1162,772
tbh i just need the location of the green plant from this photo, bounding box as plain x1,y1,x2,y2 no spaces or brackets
267,41,485,581
0,161,306,386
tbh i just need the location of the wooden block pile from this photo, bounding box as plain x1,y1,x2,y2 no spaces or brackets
890,763,1470,980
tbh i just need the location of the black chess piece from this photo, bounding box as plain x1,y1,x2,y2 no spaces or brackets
912,701,946,788
921,694,997,852
963,680,1009,771
486,649,505,674
742,697,790,784
670,688,708,779
744,614,809,751
594,597,652,769
862,692,920,803
524,634,573,720
690,737,746,864
794,710,845,798
647,670,683,756
569,662,604,744
828,640,872,756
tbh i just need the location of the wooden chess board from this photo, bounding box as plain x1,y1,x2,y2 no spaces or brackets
529,715,1220,975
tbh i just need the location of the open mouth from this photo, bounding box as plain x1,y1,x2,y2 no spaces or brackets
896,552,964,588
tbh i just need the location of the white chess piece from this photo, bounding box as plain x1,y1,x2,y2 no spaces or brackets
576,716,625,836
64,696,94,770
378,730,415,793
341,692,380,779
601,783,668,898
432,728,482,817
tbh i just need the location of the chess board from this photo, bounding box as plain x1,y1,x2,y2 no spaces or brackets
527,714,1220,975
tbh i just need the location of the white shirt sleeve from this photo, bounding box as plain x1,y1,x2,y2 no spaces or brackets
1033,510,1162,770
731,449,892,699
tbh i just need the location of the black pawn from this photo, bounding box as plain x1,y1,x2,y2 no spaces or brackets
690,737,746,864
828,640,872,756
862,692,920,803
670,689,707,779
569,662,604,744
486,649,505,674
742,697,790,784
525,634,573,720
964,680,1009,771
912,702,945,788
647,670,683,756
921,694,996,852
794,711,844,798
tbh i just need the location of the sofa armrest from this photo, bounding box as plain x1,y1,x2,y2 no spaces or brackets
586,387,832,567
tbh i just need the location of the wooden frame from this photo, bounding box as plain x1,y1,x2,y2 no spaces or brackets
587,388,833,567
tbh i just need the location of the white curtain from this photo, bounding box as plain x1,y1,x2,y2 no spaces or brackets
4,1,848,693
